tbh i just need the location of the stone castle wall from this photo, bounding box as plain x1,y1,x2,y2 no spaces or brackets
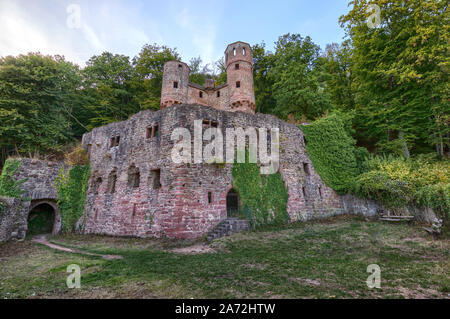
81,104,347,239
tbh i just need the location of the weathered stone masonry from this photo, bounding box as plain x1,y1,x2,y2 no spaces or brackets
0,159,68,241
81,104,348,239
0,41,394,242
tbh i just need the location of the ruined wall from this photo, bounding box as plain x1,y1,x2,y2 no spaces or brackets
0,158,67,241
81,104,345,239
13,158,68,201
0,196,30,241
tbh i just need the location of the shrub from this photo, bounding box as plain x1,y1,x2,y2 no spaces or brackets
354,155,450,233
64,144,89,166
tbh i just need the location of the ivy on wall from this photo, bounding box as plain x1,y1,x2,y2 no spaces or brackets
232,151,289,228
55,165,90,233
300,113,367,194
0,159,27,199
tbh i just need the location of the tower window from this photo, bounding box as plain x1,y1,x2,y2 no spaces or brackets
302,186,307,200
211,120,218,128
199,91,203,98
178,64,182,69
233,48,236,56
235,63,239,70
173,81,178,88
217,91,220,98
318,186,322,198
243,48,246,55
236,81,240,88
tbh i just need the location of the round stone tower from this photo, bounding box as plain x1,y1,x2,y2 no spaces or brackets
161,61,190,109
225,41,255,113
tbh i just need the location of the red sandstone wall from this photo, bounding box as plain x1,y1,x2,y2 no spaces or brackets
81,105,345,239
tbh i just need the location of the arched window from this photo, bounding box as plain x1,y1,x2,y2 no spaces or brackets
243,47,246,56
233,48,236,56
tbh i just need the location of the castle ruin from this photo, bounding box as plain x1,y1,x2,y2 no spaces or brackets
1,41,388,242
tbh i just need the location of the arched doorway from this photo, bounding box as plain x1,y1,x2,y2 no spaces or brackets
226,189,240,218
27,200,62,237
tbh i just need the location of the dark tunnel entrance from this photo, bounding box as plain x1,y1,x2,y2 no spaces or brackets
27,203,55,237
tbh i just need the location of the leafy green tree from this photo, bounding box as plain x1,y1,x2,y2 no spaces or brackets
323,41,356,112
82,52,138,128
340,0,449,156
133,44,180,110
252,42,277,114
269,34,334,122
0,53,81,162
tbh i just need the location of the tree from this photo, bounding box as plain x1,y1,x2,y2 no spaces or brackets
269,34,334,122
252,42,276,114
0,53,82,164
323,41,356,112
340,0,449,156
133,44,180,111
82,52,138,129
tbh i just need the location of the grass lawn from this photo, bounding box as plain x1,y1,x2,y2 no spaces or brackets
0,215,448,299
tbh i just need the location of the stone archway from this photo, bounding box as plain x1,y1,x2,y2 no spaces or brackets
226,189,240,218
27,200,62,236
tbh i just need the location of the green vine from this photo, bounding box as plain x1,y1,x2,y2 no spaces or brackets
232,151,289,228
300,113,367,194
55,165,90,233
0,159,27,199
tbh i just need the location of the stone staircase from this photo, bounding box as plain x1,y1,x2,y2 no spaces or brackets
207,218,250,241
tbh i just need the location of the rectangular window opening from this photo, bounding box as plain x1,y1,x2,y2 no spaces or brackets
236,81,240,88
152,124,159,138
199,91,203,98
208,192,212,204
150,169,161,190
173,81,178,88
217,91,220,98
235,63,239,70
303,163,310,176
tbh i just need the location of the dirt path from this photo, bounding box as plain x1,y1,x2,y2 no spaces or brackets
32,235,122,260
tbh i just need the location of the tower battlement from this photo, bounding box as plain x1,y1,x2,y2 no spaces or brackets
160,41,255,114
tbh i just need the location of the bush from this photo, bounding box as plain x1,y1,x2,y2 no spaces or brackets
354,155,450,232
64,144,89,166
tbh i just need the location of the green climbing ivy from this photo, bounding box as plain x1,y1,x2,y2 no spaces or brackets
0,159,27,199
301,113,368,194
55,165,90,233
232,151,289,228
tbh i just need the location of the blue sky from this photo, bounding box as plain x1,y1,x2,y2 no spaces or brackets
0,0,352,68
